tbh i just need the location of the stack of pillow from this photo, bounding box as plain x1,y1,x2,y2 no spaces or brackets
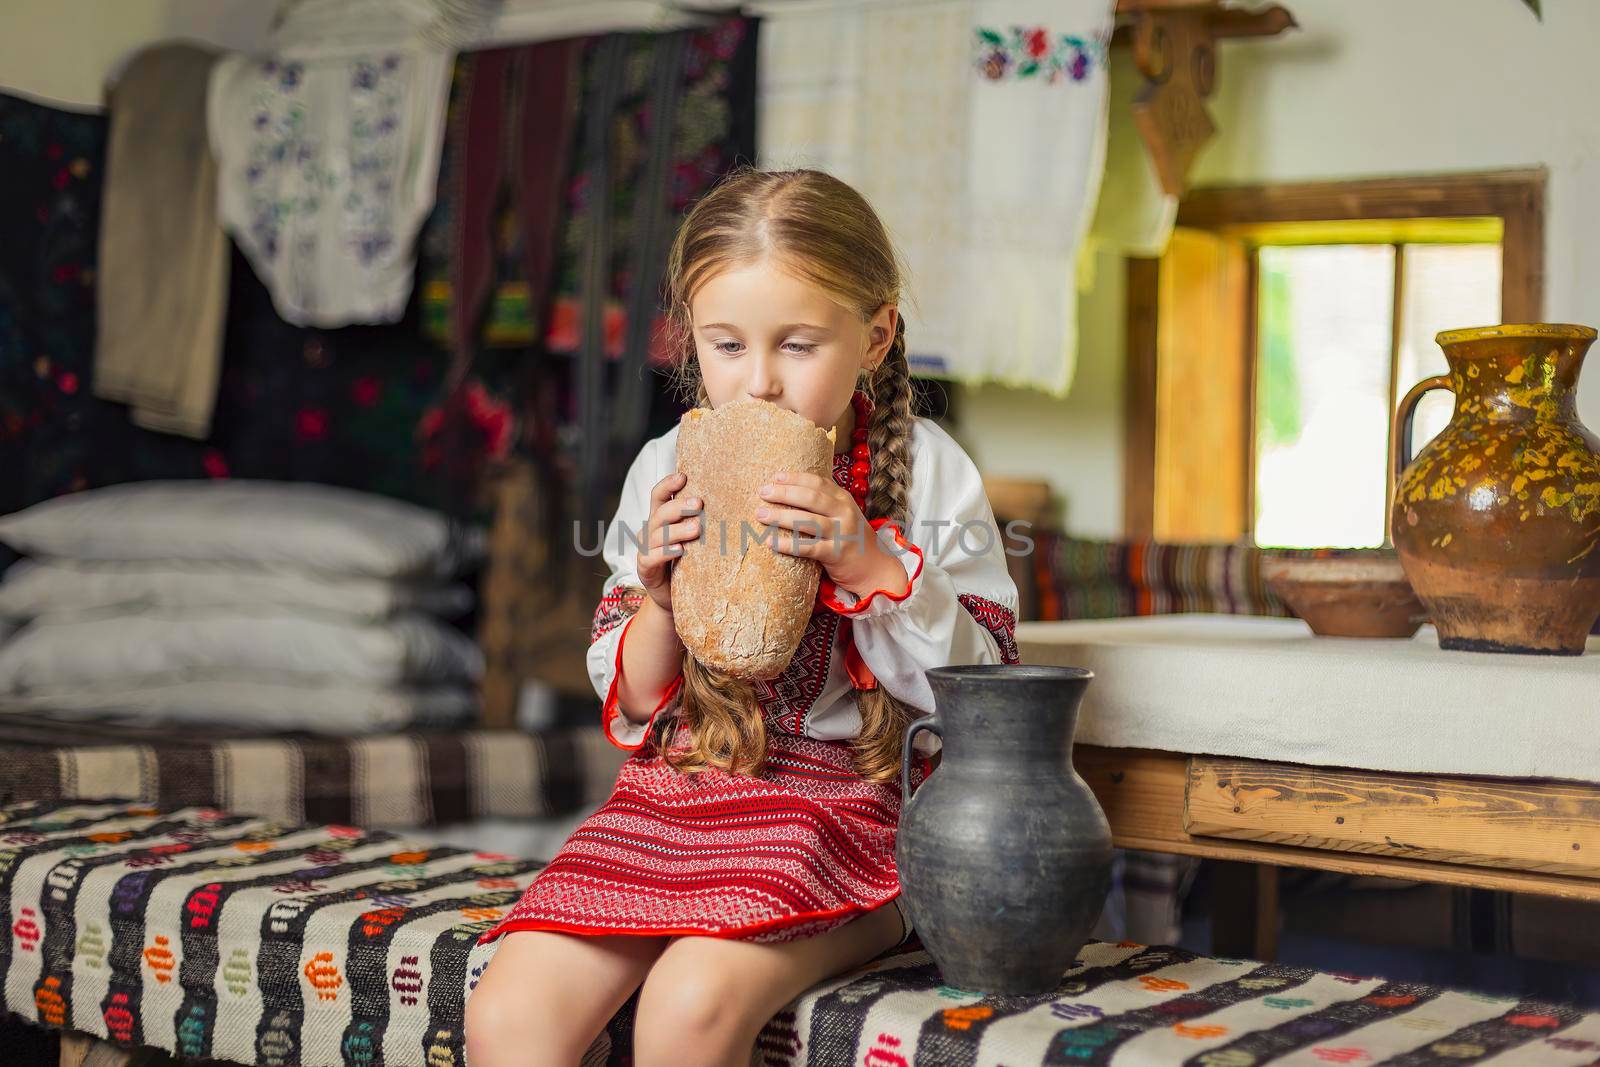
0,481,483,733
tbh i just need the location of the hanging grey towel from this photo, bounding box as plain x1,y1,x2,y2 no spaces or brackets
93,43,230,440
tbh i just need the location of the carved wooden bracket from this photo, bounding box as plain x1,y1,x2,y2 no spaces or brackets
1113,0,1296,196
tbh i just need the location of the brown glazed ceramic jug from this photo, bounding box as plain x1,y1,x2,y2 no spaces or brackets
1391,323,1600,654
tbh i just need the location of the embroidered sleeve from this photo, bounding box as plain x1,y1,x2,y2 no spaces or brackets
591,585,647,644
957,592,1021,664
586,436,685,750
598,611,684,751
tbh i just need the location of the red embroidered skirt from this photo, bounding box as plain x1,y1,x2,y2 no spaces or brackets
481,727,925,944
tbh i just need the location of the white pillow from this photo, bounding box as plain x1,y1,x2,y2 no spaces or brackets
1,679,475,733
0,558,473,621
0,610,484,693
0,481,482,578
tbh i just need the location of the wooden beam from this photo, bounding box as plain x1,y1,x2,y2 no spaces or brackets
1241,249,1260,540
1208,5,1299,39
1123,258,1160,539
1073,746,1600,902
1498,174,1545,322
1185,756,1600,879
1211,861,1279,961
1385,242,1406,531
1117,0,1219,10
1177,169,1549,229
1153,229,1250,542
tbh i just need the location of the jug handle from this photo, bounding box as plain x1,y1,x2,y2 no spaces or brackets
902,714,943,808
1391,374,1453,488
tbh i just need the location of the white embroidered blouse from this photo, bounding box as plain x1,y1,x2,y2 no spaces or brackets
589,417,1022,751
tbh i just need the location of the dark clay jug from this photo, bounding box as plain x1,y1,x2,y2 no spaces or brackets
897,665,1112,995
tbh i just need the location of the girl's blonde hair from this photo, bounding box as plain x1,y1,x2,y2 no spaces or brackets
638,166,919,783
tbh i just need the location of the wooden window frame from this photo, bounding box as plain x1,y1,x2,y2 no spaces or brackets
1123,168,1546,541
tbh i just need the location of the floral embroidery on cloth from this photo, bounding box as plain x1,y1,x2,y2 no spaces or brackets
208,5,467,328
972,25,1107,83
239,55,409,270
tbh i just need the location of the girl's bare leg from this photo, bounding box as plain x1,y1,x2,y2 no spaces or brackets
632,901,906,1067
467,930,669,1067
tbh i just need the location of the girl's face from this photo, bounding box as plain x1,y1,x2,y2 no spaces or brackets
690,257,897,437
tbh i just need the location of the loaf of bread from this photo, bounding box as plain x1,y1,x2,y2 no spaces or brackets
672,398,836,680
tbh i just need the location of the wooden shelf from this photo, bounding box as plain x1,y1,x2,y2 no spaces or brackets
1075,746,1600,903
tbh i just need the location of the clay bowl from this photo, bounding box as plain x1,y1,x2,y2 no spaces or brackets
1263,555,1427,639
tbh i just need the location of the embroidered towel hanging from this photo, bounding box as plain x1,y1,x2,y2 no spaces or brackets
207,0,494,327
756,0,1114,396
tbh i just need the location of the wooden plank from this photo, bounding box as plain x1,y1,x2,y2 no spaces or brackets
1211,861,1279,961
1116,0,1216,9
1123,258,1160,539
1385,242,1406,530
1499,176,1545,323
58,1033,168,1067
1241,250,1260,540
1176,170,1544,329
1153,230,1249,541
1072,746,1600,902
1185,757,1600,879
59,1033,91,1067
1176,169,1548,229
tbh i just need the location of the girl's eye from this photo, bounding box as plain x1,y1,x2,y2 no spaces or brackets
709,340,816,356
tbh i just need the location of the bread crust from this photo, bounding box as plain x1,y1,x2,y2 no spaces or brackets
671,399,836,680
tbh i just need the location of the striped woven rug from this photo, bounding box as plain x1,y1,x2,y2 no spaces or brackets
0,723,625,827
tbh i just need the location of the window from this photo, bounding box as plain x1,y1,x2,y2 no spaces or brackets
1123,171,1543,549
1253,235,1501,548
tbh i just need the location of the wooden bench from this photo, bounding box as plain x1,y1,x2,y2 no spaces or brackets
6,800,1600,1066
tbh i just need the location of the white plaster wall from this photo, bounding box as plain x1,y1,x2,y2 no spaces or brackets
0,1,272,109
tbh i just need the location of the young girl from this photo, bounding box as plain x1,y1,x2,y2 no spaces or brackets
467,168,1020,1067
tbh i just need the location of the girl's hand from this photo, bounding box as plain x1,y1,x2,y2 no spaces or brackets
755,472,906,598
636,472,702,613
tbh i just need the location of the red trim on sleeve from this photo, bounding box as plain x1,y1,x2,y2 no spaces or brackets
839,618,877,690
600,612,684,751
817,518,925,617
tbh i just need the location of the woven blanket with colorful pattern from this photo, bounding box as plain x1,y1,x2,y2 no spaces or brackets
5,803,1598,1067
1024,534,1321,622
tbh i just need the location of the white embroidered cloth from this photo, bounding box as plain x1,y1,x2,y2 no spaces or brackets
756,0,1115,395
1019,614,1600,784
207,0,492,326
